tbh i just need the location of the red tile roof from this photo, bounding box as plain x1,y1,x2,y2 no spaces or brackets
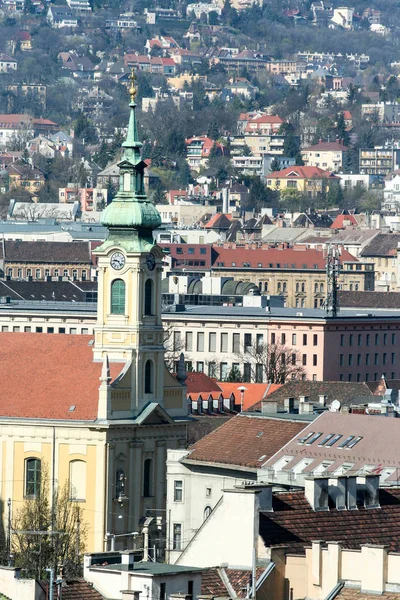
337,587,400,600
0,333,123,421
204,213,232,229
185,372,221,394
186,414,306,469
202,567,265,598
304,140,348,151
212,245,357,269
268,166,339,179
217,383,281,410
260,488,400,553
48,580,105,600
331,212,359,229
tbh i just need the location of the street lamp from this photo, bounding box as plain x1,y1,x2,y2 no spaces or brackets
237,386,247,412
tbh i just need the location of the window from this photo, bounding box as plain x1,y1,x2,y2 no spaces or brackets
200,247,206,255
348,354,353,366
174,480,183,502
358,334,362,346
340,334,344,346
243,363,251,382
69,460,86,501
392,333,396,345
220,362,228,380
221,333,228,353
185,332,193,352
271,333,276,344
143,459,153,497
375,333,379,345
292,333,297,345
72,269,78,280
204,506,212,520
255,364,263,383
160,583,166,600
366,353,370,366
349,334,353,346
197,332,204,352
313,334,318,346
208,361,217,378
173,524,182,550
244,333,252,352
374,353,379,366
302,354,307,366
35,268,41,279
25,458,41,497
325,434,343,447
392,353,396,365
144,279,153,315
303,334,307,346
384,333,388,345
357,354,361,366
366,334,370,346
206,487,212,497
340,354,344,366
111,279,125,315
256,334,264,351
196,361,204,372
281,333,286,344
209,332,216,352
233,333,240,353
145,360,153,394
313,354,317,366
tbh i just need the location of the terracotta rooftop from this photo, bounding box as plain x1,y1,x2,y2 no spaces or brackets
260,487,400,553
212,245,357,270
336,587,400,600
0,240,92,264
217,383,281,410
47,580,105,600
185,372,221,394
186,413,306,469
304,140,348,152
331,212,359,229
0,333,123,421
202,566,265,598
268,166,339,179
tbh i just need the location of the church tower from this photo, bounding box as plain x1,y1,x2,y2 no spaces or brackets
93,71,180,417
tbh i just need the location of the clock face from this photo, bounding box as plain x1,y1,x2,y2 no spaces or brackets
146,253,156,271
110,251,125,270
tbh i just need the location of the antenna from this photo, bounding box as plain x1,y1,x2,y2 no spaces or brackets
325,244,340,317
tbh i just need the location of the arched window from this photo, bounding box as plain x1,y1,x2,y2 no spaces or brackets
282,282,287,293
145,360,154,394
25,458,41,497
320,283,324,293
204,506,212,520
69,460,86,501
111,279,126,314
314,282,318,293
264,282,268,292
277,282,281,292
296,282,299,292
144,279,153,315
301,283,305,293
143,458,153,497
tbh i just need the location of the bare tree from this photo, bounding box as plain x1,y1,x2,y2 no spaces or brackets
12,465,87,580
236,341,306,383
163,322,185,371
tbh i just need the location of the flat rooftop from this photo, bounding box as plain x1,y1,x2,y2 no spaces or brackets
89,561,202,575
0,301,400,321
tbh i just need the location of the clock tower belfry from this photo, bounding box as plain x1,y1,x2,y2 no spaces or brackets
93,71,174,414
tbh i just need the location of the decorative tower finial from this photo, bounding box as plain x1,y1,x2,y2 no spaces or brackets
96,64,161,253
129,67,137,103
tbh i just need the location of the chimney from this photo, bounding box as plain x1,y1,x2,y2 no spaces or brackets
284,397,296,412
245,483,273,512
305,477,329,512
120,551,135,568
363,474,380,509
299,397,313,414
319,394,327,406
330,476,347,510
122,593,141,600
346,476,358,510
262,399,278,414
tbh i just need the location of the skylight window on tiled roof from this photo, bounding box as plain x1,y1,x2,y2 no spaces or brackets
325,434,343,447
305,432,322,445
338,435,355,448
346,436,362,448
318,433,334,446
297,431,315,444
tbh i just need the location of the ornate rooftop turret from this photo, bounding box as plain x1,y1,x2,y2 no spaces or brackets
99,69,161,253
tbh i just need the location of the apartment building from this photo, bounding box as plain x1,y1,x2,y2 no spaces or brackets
162,305,400,383
301,139,348,171
359,147,400,176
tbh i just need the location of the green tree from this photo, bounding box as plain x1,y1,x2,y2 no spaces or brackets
270,157,280,172
226,365,243,382
151,183,167,204
207,121,220,141
335,112,350,146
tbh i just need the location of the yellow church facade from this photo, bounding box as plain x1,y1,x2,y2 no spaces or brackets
0,73,189,555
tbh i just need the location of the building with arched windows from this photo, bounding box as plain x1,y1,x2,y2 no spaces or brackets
0,75,188,555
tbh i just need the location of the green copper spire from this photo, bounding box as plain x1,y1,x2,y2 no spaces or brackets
98,69,161,253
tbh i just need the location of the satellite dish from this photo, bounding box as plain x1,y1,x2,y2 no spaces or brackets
330,399,341,412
